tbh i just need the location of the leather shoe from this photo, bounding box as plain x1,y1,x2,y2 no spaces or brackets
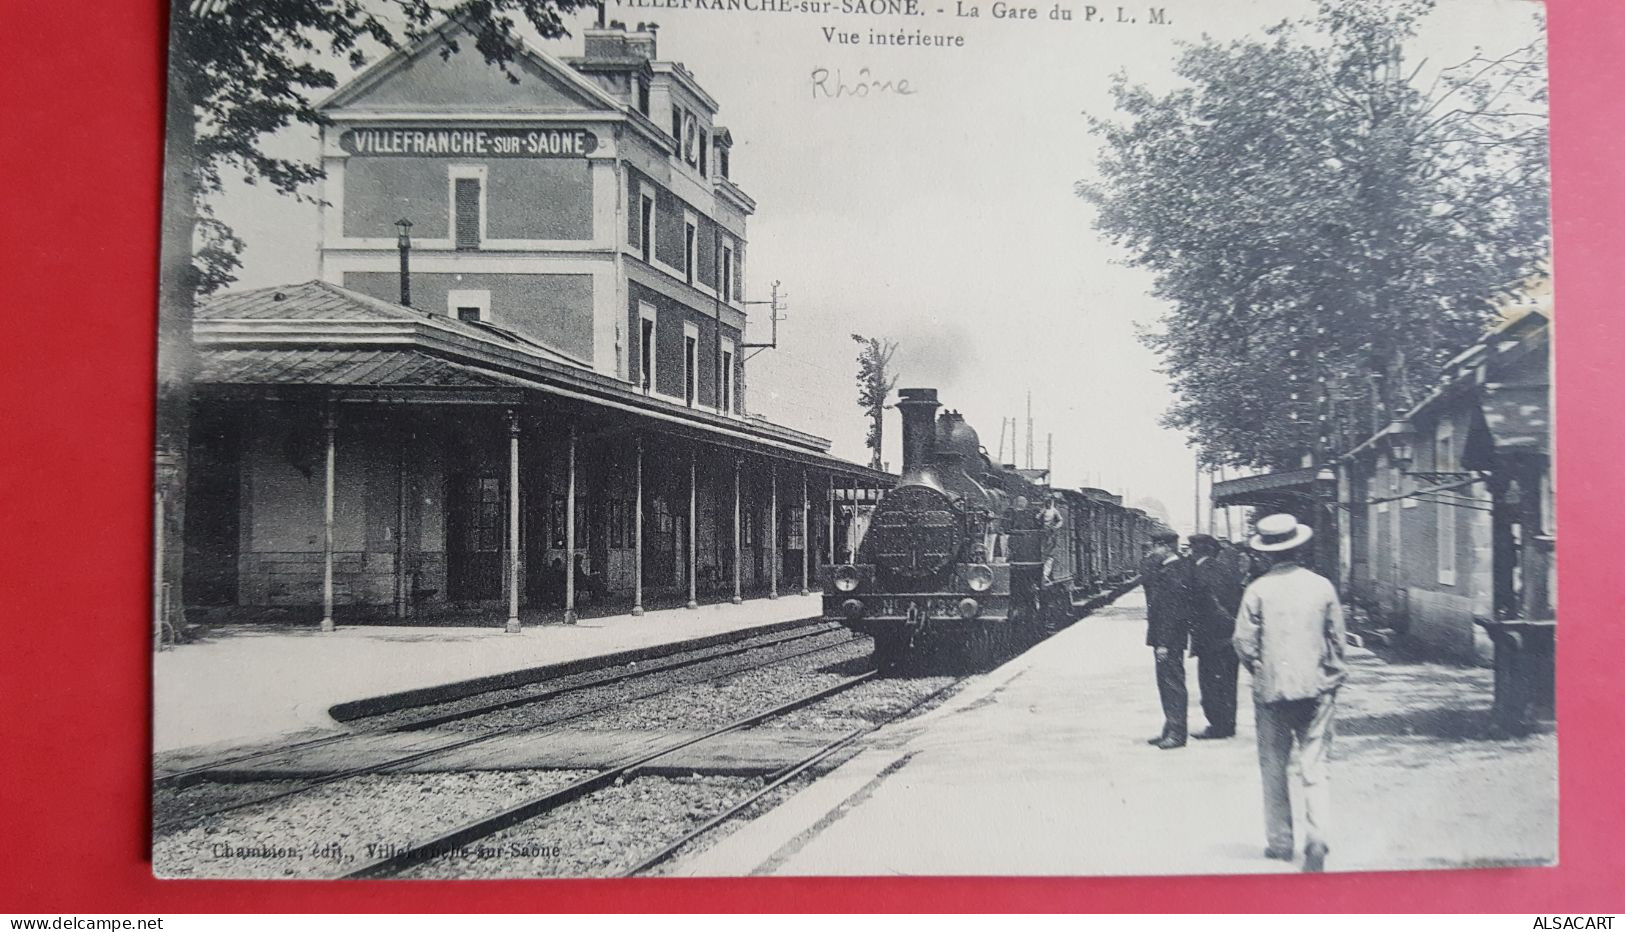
1264,847,1293,862
1155,737,1186,749
1303,842,1328,873
1192,728,1235,740
1147,734,1169,745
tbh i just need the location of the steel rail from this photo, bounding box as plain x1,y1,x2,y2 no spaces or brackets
619,676,965,877
343,670,880,879
155,620,834,790
153,630,860,834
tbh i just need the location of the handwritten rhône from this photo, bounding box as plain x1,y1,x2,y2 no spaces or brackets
811,65,917,99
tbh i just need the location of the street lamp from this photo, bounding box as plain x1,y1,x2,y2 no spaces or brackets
1386,418,1418,467
395,218,413,307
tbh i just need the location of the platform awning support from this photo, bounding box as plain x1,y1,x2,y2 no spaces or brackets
505,409,521,634
632,436,644,617
687,445,698,610
320,401,337,632
801,469,810,597
731,456,743,605
395,433,409,621
827,473,835,565
769,465,779,599
564,424,578,626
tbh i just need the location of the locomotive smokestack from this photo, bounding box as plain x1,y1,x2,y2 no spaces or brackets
897,387,941,473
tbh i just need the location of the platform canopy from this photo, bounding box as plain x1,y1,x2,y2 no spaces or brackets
1211,466,1321,510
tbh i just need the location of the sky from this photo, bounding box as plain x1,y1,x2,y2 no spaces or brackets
210,0,1545,534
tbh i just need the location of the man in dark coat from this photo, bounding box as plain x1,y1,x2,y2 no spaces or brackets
1187,534,1246,739
1140,530,1196,749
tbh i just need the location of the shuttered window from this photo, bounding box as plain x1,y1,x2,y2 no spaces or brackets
454,177,481,250
684,223,696,284
721,347,734,414
639,195,654,264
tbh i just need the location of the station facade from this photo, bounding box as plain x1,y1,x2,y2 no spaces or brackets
179,21,890,630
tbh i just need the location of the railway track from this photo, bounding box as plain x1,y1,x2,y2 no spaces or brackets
154,584,1148,879
152,621,856,833
620,675,964,876
345,670,880,878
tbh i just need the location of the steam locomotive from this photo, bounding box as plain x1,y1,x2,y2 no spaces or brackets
820,387,1164,668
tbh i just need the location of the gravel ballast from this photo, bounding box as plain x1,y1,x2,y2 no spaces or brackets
398,775,761,879
153,769,592,879
429,630,863,731
356,624,844,731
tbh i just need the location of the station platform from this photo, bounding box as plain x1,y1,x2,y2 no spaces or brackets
152,593,821,755
674,590,1557,877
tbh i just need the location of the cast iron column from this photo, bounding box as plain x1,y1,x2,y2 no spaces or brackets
769,466,779,599
827,473,835,565
800,469,810,596
731,457,742,605
687,445,698,610
632,436,644,617
564,424,577,625
506,410,521,633
320,402,336,632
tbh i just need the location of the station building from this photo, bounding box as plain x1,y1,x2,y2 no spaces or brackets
1339,297,1553,664
179,20,891,630
1214,285,1553,668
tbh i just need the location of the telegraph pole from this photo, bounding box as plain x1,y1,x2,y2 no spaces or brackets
1025,392,1034,470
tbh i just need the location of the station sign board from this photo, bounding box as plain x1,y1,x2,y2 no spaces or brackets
339,126,599,158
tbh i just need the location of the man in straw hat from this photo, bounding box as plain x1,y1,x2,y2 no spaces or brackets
1234,513,1348,872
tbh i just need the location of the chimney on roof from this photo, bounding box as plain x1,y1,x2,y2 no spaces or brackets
583,19,628,60
395,218,413,307
581,19,656,62
626,22,657,60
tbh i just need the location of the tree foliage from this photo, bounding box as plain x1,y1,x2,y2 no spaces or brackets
1079,0,1549,469
852,333,899,470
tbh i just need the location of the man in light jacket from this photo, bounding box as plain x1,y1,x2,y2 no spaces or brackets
1233,513,1348,872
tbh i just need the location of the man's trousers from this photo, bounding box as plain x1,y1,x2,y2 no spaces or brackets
1153,650,1188,742
1196,645,1240,735
1255,690,1338,853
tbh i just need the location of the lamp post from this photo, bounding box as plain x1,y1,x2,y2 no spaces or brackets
1386,419,1418,469
395,218,414,307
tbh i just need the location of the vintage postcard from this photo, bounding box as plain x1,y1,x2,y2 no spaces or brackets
150,0,1555,879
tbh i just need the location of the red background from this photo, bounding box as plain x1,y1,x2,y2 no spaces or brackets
1,0,1619,912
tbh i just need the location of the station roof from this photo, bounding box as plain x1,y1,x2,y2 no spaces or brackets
197,347,532,389
193,281,891,481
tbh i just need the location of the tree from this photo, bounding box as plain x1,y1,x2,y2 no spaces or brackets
155,0,586,641
851,334,899,471
1078,0,1549,469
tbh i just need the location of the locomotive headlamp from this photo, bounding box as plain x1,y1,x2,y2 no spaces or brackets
833,564,861,592
957,598,980,619
966,564,994,592
841,599,865,620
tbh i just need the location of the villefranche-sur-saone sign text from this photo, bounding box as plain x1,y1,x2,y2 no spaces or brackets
339,127,599,158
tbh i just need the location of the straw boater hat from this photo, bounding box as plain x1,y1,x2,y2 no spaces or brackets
1248,513,1314,552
